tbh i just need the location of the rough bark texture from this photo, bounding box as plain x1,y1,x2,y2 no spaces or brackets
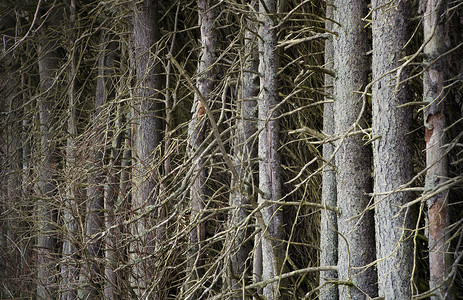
227,1,258,298
131,0,161,298
372,1,415,298
184,0,218,296
61,2,78,298
37,8,62,299
82,32,111,300
421,0,452,298
333,1,377,298
102,40,119,300
319,3,338,300
257,0,284,298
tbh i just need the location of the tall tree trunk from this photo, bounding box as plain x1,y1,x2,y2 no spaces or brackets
333,1,377,298
319,2,338,299
61,1,78,298
37,6,62,298
102,39,119,300
372,1,415,298
227,1,258,298
421,0,452,298
256,0,284,298
184,0,218,296
131,0,161,298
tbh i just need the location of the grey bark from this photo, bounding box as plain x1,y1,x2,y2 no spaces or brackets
421,0,452,298
256,0,284,298
102,40,119,300
333,1,377,299
37,7,62,298
131,0,162,298
61,1,78,298
184,0,219,296
372,1,415,298
319,2,338,300
227,1,259,298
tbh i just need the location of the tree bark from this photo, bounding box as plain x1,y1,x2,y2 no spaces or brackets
333,0,377,298
184,0,219,297
61,1,78,298
227,1,258,298
372,1,415,298
421,0,452,298
256,0,285,298
131,0,162,298
37,6,62,299
319,2,338,300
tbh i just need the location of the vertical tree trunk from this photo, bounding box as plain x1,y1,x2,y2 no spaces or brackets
256,0,284,298
102,40,119,300
82,32,110,300
319,2,338,299
227,1,259,297
421,0,452,298
184,0,218,297
61,1,78,298
372,1,415,298
333,1,377,299
37,7,62,298
131,0,161,298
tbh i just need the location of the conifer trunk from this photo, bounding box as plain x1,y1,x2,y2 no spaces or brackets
421,0,452,298
333,0,377,298
256,0,285,298
372,1,415,298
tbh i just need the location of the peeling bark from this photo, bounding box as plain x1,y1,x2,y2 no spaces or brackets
421,0,452,298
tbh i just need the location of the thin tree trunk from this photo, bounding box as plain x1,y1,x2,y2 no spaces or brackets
184,0,219,296
61,1,78,298
37,7,62,298
421,0,452,298
372,1,415,298
82,32,110,299
333,1,377,298
256,0,284,298
131,0,161,298
319,2,338,299
227,1,259,298
102,40,119,300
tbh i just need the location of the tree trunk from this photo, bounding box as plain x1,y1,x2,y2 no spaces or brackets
256,0,284,298
319,2,338,299
131,0,162,298
421,0,452,298
102,40,120,300
61,1,78,298
183,0,219,297
37,7,62,298
372,1,415,298
226,1,259,298
333,1,377,298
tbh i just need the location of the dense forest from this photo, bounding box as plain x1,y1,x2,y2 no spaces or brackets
0,0,462,299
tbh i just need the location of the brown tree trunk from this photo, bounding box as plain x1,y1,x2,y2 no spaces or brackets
131,0,162,298
372,0,415,298
421,0,452,298
333,0,377,298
